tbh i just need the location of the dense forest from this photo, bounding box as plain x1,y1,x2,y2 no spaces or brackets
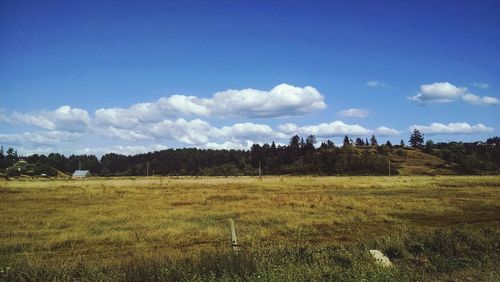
1,130,499,177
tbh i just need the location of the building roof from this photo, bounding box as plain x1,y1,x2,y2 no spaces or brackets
72,170,90,177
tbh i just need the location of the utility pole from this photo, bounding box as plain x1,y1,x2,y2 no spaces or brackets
258,160,262,178
388,159,391,176
146,161,150,177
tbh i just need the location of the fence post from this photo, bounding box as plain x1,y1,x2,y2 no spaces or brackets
229,218,239,251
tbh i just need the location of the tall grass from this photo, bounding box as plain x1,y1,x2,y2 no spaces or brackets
1,176,499,280
1,226,498,281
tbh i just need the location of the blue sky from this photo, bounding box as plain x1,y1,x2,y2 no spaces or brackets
1,1,499,156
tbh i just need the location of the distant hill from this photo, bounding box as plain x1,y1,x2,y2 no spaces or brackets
1,136,499,177
388,149,456,176
4,160,65,178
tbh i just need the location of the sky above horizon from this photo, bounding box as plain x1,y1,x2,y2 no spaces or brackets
1,1,499,156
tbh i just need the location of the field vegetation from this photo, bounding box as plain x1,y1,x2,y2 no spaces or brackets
0,176,499,281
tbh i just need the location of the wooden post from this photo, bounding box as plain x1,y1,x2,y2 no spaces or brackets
229,218,239,251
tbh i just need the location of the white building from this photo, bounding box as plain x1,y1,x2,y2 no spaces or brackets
72,170,90,179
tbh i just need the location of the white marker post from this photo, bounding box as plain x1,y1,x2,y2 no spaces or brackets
229,218,240,252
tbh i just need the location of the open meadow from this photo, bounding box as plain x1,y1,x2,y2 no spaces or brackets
1,176,499,281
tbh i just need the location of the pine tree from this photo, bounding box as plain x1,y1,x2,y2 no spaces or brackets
343,135,350,147
370,135,378,146
355,138,365,146
409,129,424,148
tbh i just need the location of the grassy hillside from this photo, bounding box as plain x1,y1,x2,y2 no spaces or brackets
389,149,457,176
0,176,498,280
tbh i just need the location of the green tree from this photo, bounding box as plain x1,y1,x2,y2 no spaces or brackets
409,129,424,148
355,138,365,146
304,135,316,151
343,135,350,147
370,135,378,146
424,140,434,153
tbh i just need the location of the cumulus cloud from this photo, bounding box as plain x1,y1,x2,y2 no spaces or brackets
278,121,372,137
94,126,153,141
94,83,326,127
202,141,253,150
75,144,169,156
409,82,466,103
209,83,326,118
366,80,387,87
213,123,287,140
337,108,370,118
461,93,499,105
10,106,91,132
410,122,494,135
4,84,326,146
0,131,83,146
278,121,400,138
144,119,286,146
409,82,499,106
374,126,401,136
147,118,213,145
94,95,210,128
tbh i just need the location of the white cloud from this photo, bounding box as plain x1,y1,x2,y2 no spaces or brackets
94,108,141,129
94,95,210,128
94,83,326,127
410,122,494,135
209,83,326,118
202,141,253,150
471,82,490,89
0,131,83,146
409,82,466,103
409,82,498,106
278,121,372,137
278,121,400,138
75,144,168,156
147,118,213,145
366,80,387,87
462,93,499,105
94,126,153,141
145,120,286,145
213,122,287,140
11,106,91,132
337,108,370,118
374,126,401,136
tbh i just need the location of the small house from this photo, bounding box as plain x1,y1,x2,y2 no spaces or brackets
72,170,90,179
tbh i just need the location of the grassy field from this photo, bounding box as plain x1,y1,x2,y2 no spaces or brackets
0,176,499,281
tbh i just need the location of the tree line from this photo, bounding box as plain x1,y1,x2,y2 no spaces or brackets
1,130,499,177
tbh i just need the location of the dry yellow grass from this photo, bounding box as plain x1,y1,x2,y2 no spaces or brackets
1,176,499,267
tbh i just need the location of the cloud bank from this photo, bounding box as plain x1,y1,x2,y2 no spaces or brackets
95,83,327,128
0,82,495,155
